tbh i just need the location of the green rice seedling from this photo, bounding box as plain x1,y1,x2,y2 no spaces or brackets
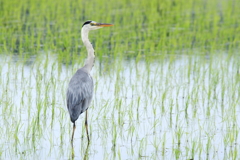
174,146,181,159
13,121,21,153
190,140,197,159
206,137,211,157
161,133,166,157
138,138,147,159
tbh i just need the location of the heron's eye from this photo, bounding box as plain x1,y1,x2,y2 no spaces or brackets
90,23,96,26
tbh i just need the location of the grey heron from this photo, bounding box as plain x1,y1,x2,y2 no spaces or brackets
67,20,113,143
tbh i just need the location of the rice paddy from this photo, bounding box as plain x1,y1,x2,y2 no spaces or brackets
0,0,240,159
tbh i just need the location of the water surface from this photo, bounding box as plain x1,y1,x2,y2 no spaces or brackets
0,53,239,159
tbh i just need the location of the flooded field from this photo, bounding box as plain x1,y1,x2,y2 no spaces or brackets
1,0,240,159
0,53,239,159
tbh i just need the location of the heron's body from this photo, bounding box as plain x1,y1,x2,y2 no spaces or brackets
67,67,93,123
67,20,113,143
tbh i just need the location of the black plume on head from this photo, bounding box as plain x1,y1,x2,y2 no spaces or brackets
82,20,92,27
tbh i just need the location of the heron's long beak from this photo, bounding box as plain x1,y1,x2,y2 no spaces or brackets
96,23,114,27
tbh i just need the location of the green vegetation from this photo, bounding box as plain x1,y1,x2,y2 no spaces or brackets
1,0,240,58
0,0,240,159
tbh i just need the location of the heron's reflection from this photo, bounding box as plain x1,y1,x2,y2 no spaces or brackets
83,142,90,160
71,141,90,160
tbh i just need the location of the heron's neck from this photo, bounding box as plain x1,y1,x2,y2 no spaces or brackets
81,28,95,73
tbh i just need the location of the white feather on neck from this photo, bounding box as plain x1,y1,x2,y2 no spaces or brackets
81,26,95,73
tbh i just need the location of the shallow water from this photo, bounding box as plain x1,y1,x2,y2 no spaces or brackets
0,53,239,159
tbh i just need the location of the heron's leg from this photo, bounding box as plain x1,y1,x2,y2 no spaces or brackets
71,122,76,143
85,110,90,142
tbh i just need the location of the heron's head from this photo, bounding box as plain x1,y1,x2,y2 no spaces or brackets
82,20,113,31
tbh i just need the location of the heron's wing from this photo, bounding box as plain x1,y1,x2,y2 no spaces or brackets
67,69,93,118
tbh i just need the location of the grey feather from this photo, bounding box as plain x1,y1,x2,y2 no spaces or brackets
67,68,94,123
